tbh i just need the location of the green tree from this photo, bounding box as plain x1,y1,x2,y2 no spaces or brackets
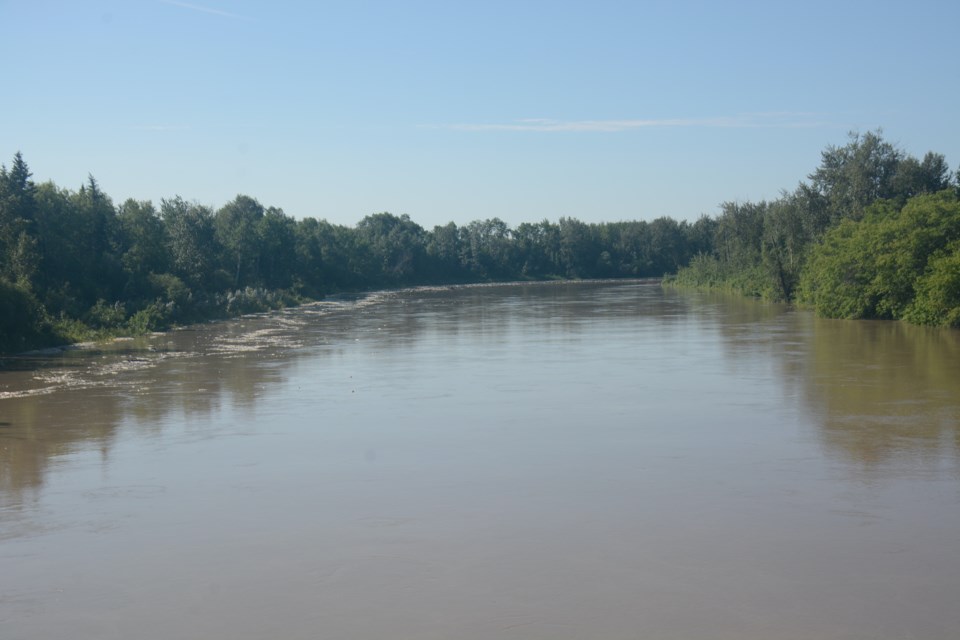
797,217,878,318
799,191,960,323
558,217,596,278
117,199,170,298
74,175,125,303
32,181,80,314
356,212,426,284
760,195,812,300
648,217,687,276
609,221,653,276
684,215,718,258
257,207,298,290
809,130,904,221
890,152,953,203
0,152,40,288
906,240,960,327
294,218,367,291
30,176,124,314
425,222,465,280
292,217,326,294
0,278,48,353
514,220,560,277
215,195,265,288
458,218,516,279
162,196,218,290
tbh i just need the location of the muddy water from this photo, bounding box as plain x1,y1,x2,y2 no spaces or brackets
1,281,959,639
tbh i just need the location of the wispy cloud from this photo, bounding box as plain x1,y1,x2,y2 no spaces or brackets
159,0,252,21
429,113,829,132
125,124,191,132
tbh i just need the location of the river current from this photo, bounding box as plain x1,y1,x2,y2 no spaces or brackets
2,280,959,639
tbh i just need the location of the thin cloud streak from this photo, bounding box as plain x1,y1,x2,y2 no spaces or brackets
159,0,252,21
430,113,830,132
125,124,191,132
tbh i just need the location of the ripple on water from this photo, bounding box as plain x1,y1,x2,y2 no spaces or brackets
0,350,187,398
207,317,311,354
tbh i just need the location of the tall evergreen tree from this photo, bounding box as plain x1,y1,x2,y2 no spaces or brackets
0,152,40,287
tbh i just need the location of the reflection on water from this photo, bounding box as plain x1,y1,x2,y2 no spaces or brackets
2,283,704,503
683,291,960,472
1,281,959,640
806,318,960,470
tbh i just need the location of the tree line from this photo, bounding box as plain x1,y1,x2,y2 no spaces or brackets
4,130,957,354
669,131,960,327
0,153,711,353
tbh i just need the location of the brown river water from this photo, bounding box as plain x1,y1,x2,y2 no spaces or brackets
1,280,959,639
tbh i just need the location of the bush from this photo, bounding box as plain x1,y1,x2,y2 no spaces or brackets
85,299,128,329
148,272,191,307
669,253,771,298
799,191,960,324
0,279,49,353
904,243,960,327
126,301,173,334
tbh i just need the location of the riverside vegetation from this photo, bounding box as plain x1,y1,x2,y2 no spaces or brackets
0,154,712,354
2,130,958,354
668,131,960,326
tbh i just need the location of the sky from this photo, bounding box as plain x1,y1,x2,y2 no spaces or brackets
2,0,959,229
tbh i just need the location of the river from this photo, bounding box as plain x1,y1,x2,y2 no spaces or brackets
2,280,959,639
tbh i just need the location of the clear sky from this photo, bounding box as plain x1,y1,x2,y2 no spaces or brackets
2,0,958,229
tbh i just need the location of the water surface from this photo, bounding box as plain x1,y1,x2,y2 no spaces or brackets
2,281,959,639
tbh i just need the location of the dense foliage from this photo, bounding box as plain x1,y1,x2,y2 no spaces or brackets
0,152,710,353
669,131,960,327
4,130,956,353
799,192,960,325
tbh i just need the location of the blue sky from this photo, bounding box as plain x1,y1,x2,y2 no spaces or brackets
2,0,958,228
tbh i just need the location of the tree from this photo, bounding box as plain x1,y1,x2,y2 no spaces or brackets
809,130,904,221
514,220,560,278
799,191,960,323
162,196,218,290
558,217,596,278
0,152,39,287
356,212,426,284
906,241,960,327
608,221,653,276
685,215,717,257
294,218,366,291
714,201,766,268
890,151,953,203
215,195,264,288
425,222,464,280
74,175,125,303
293,217,326,294
648,217,687,276
257,207,298,290
0,278,48,353
458,218,516,279
760,195,812,300
117,199,170,296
